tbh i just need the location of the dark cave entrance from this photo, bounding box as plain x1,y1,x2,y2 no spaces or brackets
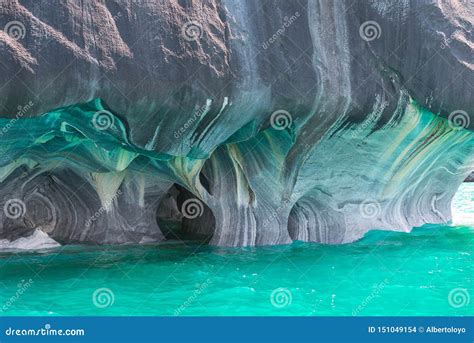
156,184,215,243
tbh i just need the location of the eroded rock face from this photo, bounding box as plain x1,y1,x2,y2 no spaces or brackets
0,0,472,247
466,172,474,182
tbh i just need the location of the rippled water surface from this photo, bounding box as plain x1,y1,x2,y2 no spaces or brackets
0,184,472,316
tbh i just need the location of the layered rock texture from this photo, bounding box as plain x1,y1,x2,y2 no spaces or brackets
466,171,474,181
0,0,472,247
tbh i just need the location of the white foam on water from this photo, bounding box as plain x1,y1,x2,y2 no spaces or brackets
0,229,60,251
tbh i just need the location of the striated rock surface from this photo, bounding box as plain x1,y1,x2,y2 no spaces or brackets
465,171,474,181
0,0,473,247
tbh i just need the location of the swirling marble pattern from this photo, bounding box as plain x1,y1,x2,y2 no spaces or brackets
0,0,473,247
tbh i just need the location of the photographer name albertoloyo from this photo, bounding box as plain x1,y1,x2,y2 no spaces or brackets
368,326,466,335
424,326,466,334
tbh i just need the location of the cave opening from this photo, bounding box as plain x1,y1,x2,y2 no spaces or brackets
451,174,474,226
156,184,215,244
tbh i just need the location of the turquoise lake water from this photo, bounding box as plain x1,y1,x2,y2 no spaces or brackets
0,184,472,316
